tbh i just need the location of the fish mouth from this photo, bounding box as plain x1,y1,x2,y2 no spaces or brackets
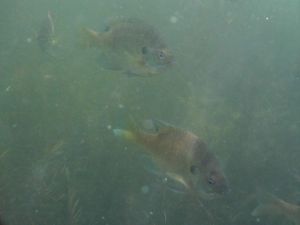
199,182,229,196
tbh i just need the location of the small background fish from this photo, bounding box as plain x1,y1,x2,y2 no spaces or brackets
37,11,56,52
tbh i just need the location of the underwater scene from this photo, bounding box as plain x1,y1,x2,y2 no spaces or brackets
0,0,299,224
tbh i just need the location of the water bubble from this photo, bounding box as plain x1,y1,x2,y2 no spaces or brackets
141,185,150,194
5,86,11,92
170,16,178,24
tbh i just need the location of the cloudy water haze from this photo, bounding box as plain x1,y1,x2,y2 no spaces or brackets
0,0,299,224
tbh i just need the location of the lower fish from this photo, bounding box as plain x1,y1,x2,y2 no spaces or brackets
113,119,228,197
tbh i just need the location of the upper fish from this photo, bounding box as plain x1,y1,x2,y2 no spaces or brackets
81,18,174,76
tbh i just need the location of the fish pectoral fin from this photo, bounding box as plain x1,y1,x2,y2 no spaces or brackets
162,172,188,194
166,172,189,189
142,160,185,194
121,52,159,76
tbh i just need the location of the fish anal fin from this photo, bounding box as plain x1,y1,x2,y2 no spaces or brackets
252,203,275,217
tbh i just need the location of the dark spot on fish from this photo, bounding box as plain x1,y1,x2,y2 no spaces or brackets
158,50,165,60
207,171,218,186
190,165,198,174
207,177,216,185
104,25,110,32
206,171,229,194
142,46,148,54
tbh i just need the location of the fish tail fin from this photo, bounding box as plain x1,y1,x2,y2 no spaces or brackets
80,27,104,48
113,129,137,142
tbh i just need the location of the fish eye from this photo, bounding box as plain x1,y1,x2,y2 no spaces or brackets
190,165,198,174
158,51,165,60
207,177,216,185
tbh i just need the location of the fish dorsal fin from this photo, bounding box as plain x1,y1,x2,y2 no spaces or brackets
147,119,176,133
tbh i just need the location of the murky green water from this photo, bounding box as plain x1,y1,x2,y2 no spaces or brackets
0,0,299,224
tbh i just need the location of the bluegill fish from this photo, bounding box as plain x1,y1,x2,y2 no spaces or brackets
37,11,55,52
81,18,173,76
113,120,228,196
252,192,300,225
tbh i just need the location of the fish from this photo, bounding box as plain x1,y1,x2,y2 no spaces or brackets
81,18,174,76
252,191,300,225
113,119,228,197
37,11,56,52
